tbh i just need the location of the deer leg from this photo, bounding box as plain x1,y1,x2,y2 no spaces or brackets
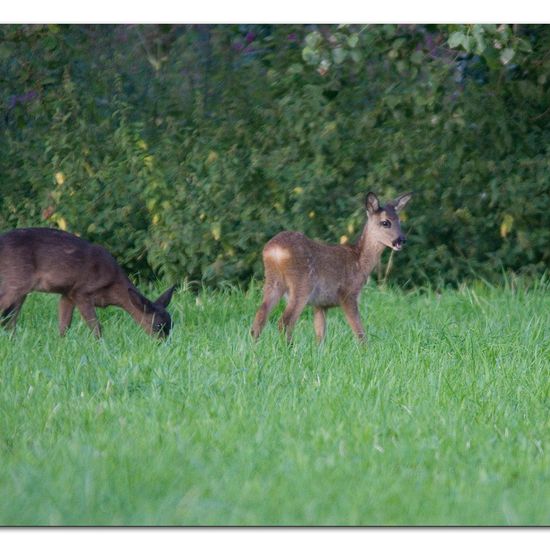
0,288,26,328
251,282,285,340
278,290,309,343
0,290,18,314
75,298,102,338
313,307,327,343
58,296,75,337
1,295,27,331
341,298,366,342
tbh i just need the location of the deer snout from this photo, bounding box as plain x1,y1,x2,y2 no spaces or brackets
392,236,406,250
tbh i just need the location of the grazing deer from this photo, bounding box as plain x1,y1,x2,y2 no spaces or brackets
0,228,176,338
251,191,412,343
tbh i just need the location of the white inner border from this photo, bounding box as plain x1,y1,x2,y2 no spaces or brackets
2,0,550,23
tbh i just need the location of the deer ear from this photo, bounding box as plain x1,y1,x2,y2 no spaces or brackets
365,192,380,215
154,285,176,308
128,287,155,313
392,192,413,213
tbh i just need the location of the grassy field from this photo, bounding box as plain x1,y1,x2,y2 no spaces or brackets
0,279,549,525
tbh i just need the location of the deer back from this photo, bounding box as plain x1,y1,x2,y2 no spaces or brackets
0,228,127,300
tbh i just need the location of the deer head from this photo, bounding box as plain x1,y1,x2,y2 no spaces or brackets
365,192,413,251
128,285,176,338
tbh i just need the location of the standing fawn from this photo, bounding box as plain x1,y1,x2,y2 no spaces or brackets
0,228,176,338
251,191,412,343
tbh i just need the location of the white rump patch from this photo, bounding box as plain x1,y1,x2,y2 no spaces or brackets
265,245,291,263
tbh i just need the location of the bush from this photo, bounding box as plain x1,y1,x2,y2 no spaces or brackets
1,24,548,288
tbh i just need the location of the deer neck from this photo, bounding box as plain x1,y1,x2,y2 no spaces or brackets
123,298,146,325
114,281,147,325
355,225,386,278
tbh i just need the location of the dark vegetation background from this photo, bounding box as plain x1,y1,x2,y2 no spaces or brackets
1,24,548,288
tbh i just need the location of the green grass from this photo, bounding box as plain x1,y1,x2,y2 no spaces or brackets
0,280,549,525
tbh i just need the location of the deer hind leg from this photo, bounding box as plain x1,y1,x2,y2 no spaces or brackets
0,272,35,331
278,288,309,343
0,295,27,331
313,307,327,343
74,297,102,338
58,295,75,337
251,281,285,340
341,298,366,342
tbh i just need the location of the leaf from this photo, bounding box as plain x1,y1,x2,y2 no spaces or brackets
302,46,320,66
305,31,322,49
350,50,363,63
211,222,221,241
472,24,485,37
385,95,400,109
473,25,486,55
206,150,218,164
463,35,476,51
388,49,399,60
317,59,330,75
332,47,347,65
517,38,532,53
500,214,514,238
392,38,406,50
42,34,57,51
347,34,359,48
474,35,486,55
288,63,304,74
500,48,515,65
483,46,501,70
448,32,466,49
383,24,396,38
410,50,423,65
396,60,407,75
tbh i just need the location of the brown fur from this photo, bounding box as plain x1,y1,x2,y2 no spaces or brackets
251,192,412,343
0,228,175,338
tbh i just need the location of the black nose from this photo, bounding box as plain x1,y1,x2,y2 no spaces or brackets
392,237,405,248
161,321,172,337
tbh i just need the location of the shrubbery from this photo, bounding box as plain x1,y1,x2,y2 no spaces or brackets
1,24,548,288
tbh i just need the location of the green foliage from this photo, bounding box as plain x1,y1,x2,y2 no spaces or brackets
446,24,532,67
1,24,549,288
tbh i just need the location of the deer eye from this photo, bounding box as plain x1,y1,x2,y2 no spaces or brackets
380,220,392,228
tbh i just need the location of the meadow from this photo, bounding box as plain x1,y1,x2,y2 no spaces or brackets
0,279,549,525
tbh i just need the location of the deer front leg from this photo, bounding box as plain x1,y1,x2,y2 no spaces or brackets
74,298,102,338
58,296,75,337
313,307,327,343
341,298,366,342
